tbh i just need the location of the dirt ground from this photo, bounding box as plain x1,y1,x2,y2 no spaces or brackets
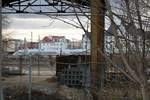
2,74,67,100
1,73,91,100
4,87,69,100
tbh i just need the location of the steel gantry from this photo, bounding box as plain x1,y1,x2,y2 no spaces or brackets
2,0,90,15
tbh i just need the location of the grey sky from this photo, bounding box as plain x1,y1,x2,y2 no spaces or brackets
3,14,88,42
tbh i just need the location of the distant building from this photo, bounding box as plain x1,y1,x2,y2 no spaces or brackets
66,39,72,49
81,34,90,50
70,41,82,49
3,39,23,53
39,36,68,51
18,42,38,50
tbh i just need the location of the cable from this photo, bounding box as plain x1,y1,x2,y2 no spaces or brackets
40,15,58,27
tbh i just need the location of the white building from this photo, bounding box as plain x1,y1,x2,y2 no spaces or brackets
3,39,23,52
39,36,68,51
81,34,90,50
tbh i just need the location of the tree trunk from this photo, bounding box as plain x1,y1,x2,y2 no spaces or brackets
90,0,105,100
0,0,3,99
141,84,149,100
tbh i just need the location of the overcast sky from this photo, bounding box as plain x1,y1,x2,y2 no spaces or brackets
3,14,89,42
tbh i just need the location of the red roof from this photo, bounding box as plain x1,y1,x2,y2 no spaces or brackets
42,36,65,42
42,36,52,42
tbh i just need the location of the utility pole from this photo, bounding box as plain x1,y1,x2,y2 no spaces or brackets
31,32,33,49
91,0,105,100
28,54,32,100
0,0,3,99
38,35,40,76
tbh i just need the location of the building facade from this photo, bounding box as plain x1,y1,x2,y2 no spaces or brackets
18,42,38,50
39,36,68,51
3,39,23,53
81,34,90,50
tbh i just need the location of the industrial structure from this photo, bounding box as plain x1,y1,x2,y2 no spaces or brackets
2,0,90,14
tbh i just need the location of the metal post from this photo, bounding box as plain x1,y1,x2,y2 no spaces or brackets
0,0,2,80
38,55,40,76
38,35,40,76
19,56,23,75
90,0,105,100
28,55,32,100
